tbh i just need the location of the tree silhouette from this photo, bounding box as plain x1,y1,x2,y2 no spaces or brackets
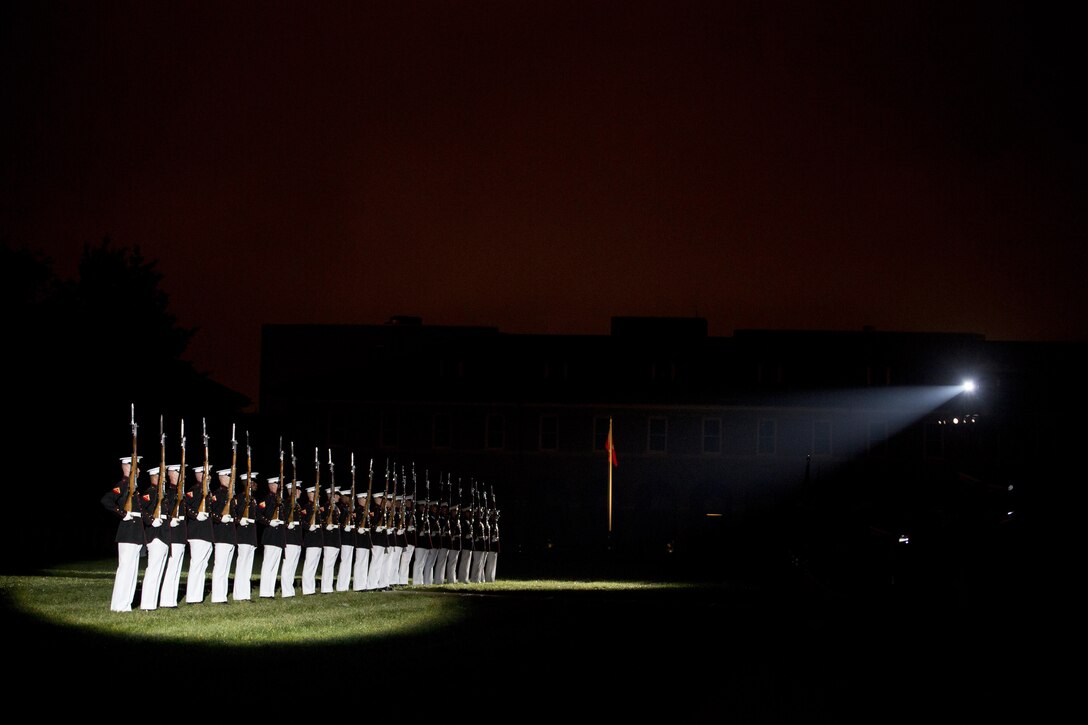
1,238,247,570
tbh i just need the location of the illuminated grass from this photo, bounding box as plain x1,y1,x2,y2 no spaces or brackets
0,560,698,646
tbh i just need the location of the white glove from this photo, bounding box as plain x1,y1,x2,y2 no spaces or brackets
222,515,234,523
197,512,209,521
397,528,405,535
239,518,249,527
288,522,298,530
169,518,180,528
151,518,162,528
309,524,319,532
343,525,354,532
270,520,283,527
122,512,133,521
326,524,336,531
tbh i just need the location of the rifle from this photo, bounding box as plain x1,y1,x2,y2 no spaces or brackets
324,449,336,528
197,417,211,514
410,463,419,532
345,452,356,530
218,424,237,518
453,477,463,545
122,404,139,514
272,436,285,522
169,419,187,520
152,414,167,521
307,447,321,527
490,484,500,553
377,460,390,532
286,442,298,526
239,431,254,521
362,458,374,532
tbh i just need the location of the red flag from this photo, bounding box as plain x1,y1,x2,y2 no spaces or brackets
606,422,618,467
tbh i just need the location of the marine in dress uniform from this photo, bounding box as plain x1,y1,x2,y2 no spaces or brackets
470,505,487,583
335,487,355,592
257,476,286,598
456,504,474,584
184,465,214,603
433,500,450,585
209,468,237,604
138,466,170,610
366,491,388,590
398,495,415,586
383,495,403,588
351,491,372,592
300,486,323,595
320,487,341,593
280,480,304,597
101,456,145,612
484,504,500,583
232,473,259,601
159,464,187,608
411,498,432,586
445,503,462,584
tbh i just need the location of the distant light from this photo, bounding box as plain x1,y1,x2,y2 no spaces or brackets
1008,484,1014,491
898,534,910,544
705,513,723,517
953,417,959,424
1008,511,1014,517
962,379,976,393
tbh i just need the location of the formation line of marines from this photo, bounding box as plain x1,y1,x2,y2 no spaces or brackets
101,412,501,612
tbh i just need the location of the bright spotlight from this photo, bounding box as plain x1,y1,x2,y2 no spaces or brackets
962,379,976,393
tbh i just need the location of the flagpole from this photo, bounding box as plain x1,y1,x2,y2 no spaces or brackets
608,417,613,534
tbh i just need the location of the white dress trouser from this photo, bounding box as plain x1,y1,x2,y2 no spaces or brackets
110,542,141,612
383,545,401,587
433,548,449,585
471,548,486,583
457,550,472,583
259,544,283,597
233,543,256,600
367,544,385,592
281,544,302,597
352,547,371,591
139,537,170,610
185,539,213,603
367,546,386,589
411,548,429,585
399,544,414,585
446,549,461,584
485,551,498,582
159,541,186,607
211,543,235,603
302,546,322,594
337,544,354,591
321,546,340,593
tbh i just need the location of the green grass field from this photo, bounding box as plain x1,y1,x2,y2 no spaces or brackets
0,557,1021,718
0,558,690,646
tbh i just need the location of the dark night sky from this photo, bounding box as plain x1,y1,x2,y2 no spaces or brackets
4,1,1085,403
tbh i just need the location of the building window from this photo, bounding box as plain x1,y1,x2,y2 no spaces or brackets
813,419,832,456
702,418,721,454
648,416,668,453
540,415,558,451
757,420,776,455
593,417,610,451
924,422,943,458
380,411,398,448
486,414,505,450
433,413,451,449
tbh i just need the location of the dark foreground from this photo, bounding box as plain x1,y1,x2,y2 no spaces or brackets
2,567,1041,723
